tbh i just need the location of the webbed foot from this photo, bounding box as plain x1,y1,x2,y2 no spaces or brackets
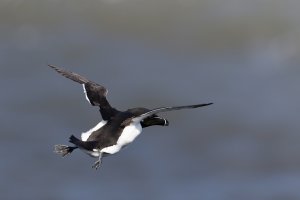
54,145,77,157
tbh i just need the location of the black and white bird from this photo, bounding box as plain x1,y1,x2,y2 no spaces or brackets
49,65,212,169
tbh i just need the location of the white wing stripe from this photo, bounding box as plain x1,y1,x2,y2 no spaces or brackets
82,84,92,104
81,120,107,141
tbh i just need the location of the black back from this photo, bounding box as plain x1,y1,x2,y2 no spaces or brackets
86,111,136,149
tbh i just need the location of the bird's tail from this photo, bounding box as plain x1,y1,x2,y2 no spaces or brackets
69,134,97,151
54,144,77,157
69,135,84,146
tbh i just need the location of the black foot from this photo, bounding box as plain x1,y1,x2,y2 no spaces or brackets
54,145,77,157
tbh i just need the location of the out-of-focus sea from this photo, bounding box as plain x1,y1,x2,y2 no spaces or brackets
1,1,300,200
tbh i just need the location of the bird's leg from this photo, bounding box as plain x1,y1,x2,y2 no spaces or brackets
92,153,103,170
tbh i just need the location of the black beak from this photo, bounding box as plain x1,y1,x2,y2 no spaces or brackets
153,116,169,126
141,116,169,128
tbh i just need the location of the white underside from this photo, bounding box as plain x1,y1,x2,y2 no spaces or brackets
82,149,102,157
81,120,107,141
79,121,142,157
100,122,142,155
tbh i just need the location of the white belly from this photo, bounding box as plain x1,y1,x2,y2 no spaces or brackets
101,122,142,154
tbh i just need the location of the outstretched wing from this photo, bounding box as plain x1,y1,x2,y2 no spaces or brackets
132,103,213,123
48,65,119,120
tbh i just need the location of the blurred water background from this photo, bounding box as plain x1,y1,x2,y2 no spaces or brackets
1,1,300,200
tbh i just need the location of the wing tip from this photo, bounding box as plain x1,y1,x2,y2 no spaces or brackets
48,64,63,73
47,64,57,69
194,103,213,108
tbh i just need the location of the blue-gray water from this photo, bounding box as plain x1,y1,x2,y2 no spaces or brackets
1,1,300,200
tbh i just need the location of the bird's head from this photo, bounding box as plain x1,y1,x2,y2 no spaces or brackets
141,114,169,128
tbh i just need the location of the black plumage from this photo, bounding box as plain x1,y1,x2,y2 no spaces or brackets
49,65,212,169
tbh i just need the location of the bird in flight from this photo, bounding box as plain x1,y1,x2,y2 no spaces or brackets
49,65,212,170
